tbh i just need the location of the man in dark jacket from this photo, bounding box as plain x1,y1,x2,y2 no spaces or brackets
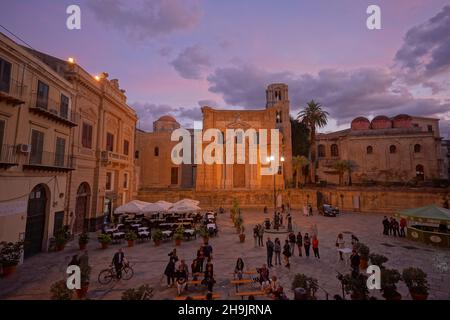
266,237,274,268
350,250,360,278
112,248,125,279
382,216,389,235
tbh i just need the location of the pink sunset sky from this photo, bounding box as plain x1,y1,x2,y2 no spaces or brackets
1,0,449,136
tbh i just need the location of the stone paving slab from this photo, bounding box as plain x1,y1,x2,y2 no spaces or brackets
1,208,449,300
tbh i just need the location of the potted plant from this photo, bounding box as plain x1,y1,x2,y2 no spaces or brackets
355,243,370,270
402,267,429,300
78,232,89,251
97,233,112,249
125,230,138,247
152,229,163,246
0,241,23,277
381,269,402,300
369,253,388,269
197,226,209,244
174,225,185,246
341,273,369,300
291,274,319,300
54,228,69,251
121,284,153,300
50,280,73,300
76,264,91,299
230,198,239,222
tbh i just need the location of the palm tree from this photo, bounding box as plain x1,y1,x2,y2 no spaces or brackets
345,160,358,186
332,160,358,186
297,100,329,183
292,155,309,188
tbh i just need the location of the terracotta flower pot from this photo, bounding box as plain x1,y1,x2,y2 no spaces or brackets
100,243,109,250
410,292,428,300
127,240,134,247
239,234,246,243
154,240,161,246
76,285,89,299
79,243,87,251
175,239,182,246
1,265,17,277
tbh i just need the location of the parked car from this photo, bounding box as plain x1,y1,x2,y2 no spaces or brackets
321,204,339,217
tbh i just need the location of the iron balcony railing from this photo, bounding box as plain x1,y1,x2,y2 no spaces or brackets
26,150,75,170
0,144,18,164
31,94,79,126
0,79,27,104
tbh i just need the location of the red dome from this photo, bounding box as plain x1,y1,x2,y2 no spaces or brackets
371,115,392,129
392,114,412,128
157,115,177,122
351,117,370,130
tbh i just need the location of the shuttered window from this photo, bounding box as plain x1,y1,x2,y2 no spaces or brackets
82,123,93,148
55,137,65,166
0,58,11,93
30,130,44,164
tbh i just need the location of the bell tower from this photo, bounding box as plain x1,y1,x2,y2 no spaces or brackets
266,83,293,185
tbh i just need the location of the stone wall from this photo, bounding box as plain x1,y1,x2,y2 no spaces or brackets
137,187,449,214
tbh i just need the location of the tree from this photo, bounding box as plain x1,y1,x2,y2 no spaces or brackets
292,155,309,187
297,101,329,183
290,117,310,157
331,160,358,186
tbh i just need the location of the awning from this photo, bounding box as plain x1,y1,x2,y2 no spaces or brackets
395,205,450,225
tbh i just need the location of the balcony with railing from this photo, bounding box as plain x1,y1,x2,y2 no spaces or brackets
101,150,130,166
0,79,27,106
0,145,19,168
23,150,75,172
29,94,78,127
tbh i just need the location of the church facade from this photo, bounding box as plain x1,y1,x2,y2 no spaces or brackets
137,83,293,191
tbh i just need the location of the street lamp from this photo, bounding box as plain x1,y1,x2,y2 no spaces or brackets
266,155,285,211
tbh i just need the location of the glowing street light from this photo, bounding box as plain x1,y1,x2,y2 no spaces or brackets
94,75,100,81
67,57,75,64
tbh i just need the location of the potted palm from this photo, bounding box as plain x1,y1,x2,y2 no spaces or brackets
381,269,402,300
152,229,163,246
78,233,89,251
238,225,246,243
198,226,209,244
291,274,319,300
54,228,69,251
97,233,112,249
50,280,73,300
402,267,429,300
0,241,23,277
174,225,185,246
355,243,370,270
342,273,369,300
125,230,138,247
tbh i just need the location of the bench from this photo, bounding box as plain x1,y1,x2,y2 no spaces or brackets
236,291,266,300
188,280,202,285
174,294,221,300
230,279,254,292
230,271,257,279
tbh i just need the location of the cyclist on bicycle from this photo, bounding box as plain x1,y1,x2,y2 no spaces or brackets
112,248,127,279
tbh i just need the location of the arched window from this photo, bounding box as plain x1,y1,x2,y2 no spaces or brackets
416,164,424,181
331,144,339,157
414,144,421,153
366,146,373,154
154,147,159,157
318,144,325,157
389,145,397,154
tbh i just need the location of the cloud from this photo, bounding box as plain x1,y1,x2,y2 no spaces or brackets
87,0,202,39
132,102,201,131
158,46,173,57
198,99,218,107
395,5,450,88
170,44,211,79
206,64,450,135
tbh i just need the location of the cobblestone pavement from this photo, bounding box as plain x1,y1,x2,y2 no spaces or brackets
1,208,449,300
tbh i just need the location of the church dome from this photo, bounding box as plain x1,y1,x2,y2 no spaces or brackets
153,115,180,132
392,114,412,128
371,115,392,129
157,115,177,122
351,117,370,130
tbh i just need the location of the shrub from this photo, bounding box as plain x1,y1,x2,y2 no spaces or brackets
402,267,429,296
0,241,24,267
50,280,73,300
291,274,318,299
125,231,138,241
97,233,112,244
78,233,90,245
152,229,163,241
369,253,388,269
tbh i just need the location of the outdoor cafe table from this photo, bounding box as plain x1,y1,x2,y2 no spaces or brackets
104,227,117,233
130,223,141,228
138,227,149,232
184,229,196,239
207,223,217,230
162,230,173,239
179,218,194,222
207,214,215,220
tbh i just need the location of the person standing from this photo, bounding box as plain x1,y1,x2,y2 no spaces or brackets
336,233,345,261
287,213,293,232
309,205,313,216
203,263,215,292
296,232,303,257
266,237,274,268
253,224,259,247
389,217,394,236
204,242,213,259
112,248,125,279
164,257,176,287
274,238,281,266
400,217,407,237
350,249,361,278
197,247,205,272
288,232,296,256
258,224,264,247
382,216,389,235
312,236,320,259
303,233,311,258
393,219,400,237
282,240,291,268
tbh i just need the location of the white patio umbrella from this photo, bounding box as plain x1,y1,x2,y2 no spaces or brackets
114,200,149,214
168,203,201,213
155,200,173,211
172,198,200,207
142,202,166,214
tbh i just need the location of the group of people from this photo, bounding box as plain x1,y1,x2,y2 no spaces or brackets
164,242,216,296
253,224,265,247
382,216,407,237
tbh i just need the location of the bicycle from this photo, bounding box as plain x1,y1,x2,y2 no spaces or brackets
98,262,134,285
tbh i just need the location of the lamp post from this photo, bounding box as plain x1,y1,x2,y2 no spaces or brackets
267,155,285,211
